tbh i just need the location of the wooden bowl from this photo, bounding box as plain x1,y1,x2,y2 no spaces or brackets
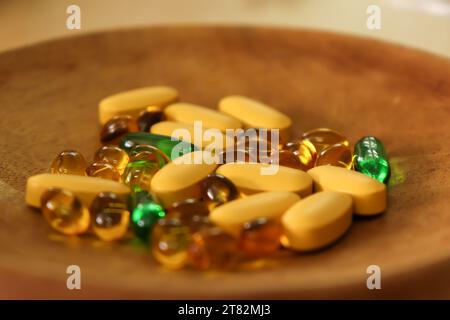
0,26,449,299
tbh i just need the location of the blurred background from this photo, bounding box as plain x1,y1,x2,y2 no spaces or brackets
0,0,449,57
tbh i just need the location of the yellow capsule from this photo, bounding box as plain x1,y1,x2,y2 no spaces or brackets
307,165,387,215
315,143,353,169
281,191,353,251
216,162,312,197
26,173,130,208
41,188,90,235
302,128,349,153
164,103,242,131
98,86,178,124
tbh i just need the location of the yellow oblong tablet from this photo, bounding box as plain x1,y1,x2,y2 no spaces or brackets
150,121,233,150
281,191,353,251
216,162,312,197
164,103,242,131
218,96,292,140
210,191,300,236
150,151,218,207
307,166,387,215
26,173,130,208
99,86,178,124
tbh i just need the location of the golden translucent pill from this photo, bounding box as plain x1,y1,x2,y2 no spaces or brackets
151,217,192,269
302,128,349,153
238,218,282,257
216,162,312,197
130,146,170,168
188,225,238,270
26,173,130,208
90,192,130,241
270,149,302,170
307,166,387,215
100,115,139,145
150,151,218,208
165,199,210,232
210,191,300,237
50,150,87,176
281,191,353,251
98,86,179,124
316,143,353,169
137,106,164,132
200,173,239,210
164,103,242,131
85,161,121,181
41,188,90,235
94,145,129,175
284,139,317,171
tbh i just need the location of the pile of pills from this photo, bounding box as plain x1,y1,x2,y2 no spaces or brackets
25,86,390,270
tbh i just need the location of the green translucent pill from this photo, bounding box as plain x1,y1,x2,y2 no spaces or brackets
354,136,390,183
131,194,166,241
119,132,197,160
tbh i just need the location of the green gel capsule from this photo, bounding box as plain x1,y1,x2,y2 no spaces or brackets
354,136,390,183
131,198,166,241
119,132,198,160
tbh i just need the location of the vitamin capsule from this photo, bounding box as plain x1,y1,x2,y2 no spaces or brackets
216,162,312,197
188,225,238,270
85,162,121,181
307,166,387,215
150,151,218,207
164,103,242,131
284,139,317,171
131,197,165,241
90,192,130,241
238,218,282,257
281,191,353,251
120,132,197,160
50,150,87,175
315,143,353,169
94,145,129,175
209,191,300,236
130,146,170,168
122,159,159,192
151,217,192,269
217,149,256,164
100,115,138,144
234,134,274,162
270,149,302,170
165,199,210,232
137,106,164,132
354,136,390,183
200,174,239,210
40,188,90,235
219,96,292,141
98,86,178,124
150,121,233,151
26,173,130,208
302,128,349,153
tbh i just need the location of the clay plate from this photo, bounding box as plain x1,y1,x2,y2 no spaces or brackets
0,26,449,299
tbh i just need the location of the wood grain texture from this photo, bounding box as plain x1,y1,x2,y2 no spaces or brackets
0,26,449,299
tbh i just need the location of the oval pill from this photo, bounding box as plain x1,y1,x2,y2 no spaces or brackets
281,191,353,251
99,86,178,124
151,121,233,150
26,173,130,208
150,151,218,207
216,162,312,197
210,191,300,237
164,103,242,131
307,166,387,215
218,96,292,140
